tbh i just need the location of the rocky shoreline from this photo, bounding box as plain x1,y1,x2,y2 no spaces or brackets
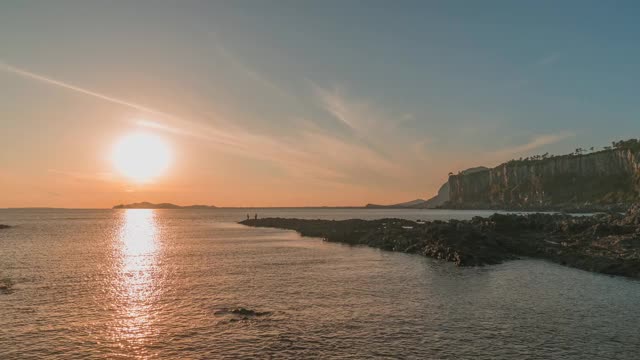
240,206,640,279
440,202,631,214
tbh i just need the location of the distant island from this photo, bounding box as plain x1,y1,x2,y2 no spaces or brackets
365,198,429,209
112,202,217,209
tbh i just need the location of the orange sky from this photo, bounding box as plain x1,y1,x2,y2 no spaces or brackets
0,59,576,208
4,2,615,208
0,62,486,208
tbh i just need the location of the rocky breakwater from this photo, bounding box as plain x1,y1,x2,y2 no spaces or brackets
241,206,640,279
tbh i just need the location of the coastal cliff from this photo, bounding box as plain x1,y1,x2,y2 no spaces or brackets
447,147,640,210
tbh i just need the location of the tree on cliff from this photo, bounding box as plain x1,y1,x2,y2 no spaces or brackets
506,138,639,166
612,139,640,150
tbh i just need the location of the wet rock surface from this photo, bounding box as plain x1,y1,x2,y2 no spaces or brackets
241,208,640,279
0,224,10,229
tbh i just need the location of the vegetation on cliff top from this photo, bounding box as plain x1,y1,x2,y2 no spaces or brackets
503,138,640,167
444,138,640,210
445,139,640,175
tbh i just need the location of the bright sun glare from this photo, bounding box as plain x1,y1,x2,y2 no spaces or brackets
111,132,171,183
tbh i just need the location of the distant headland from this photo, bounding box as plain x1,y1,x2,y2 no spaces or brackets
373,138,640,212
112,202,217,209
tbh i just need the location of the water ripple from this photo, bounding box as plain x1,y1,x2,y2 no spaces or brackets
0,208,639,358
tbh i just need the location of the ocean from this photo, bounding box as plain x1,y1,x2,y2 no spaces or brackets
1,208,638,359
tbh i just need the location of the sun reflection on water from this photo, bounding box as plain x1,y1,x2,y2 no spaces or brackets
111,209,163,354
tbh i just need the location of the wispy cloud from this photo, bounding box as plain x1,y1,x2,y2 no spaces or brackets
537,52,561,67
47,169,115,182
0,61,175,119
313,84,419,142
311,85,443,184
503,51,563,91
489,132,575,158
209,32,294,101
314,85,361,132
0,61,266,151
2,59,441,199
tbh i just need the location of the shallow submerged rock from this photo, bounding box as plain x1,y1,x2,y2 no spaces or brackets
0,224,10,229
241,208,640,279
0,278,15,295
214,307,271,320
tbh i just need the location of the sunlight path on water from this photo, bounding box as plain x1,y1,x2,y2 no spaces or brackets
109,210,163,358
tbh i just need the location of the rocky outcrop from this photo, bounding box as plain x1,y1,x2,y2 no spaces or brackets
241,208,640,279
214,307,271,317
0,225,10,229
447,149,640,210
213,307,272,322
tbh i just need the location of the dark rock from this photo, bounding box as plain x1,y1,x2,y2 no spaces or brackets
214,307,271,317
0,224,10,229
620,203,640,225
0,278,14,295
230,308,270,317
241,206,640,279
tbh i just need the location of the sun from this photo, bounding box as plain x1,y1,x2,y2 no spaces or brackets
111,132,171,183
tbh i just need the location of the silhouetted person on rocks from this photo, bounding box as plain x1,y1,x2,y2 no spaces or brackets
254,213,258,220
247,214,250,220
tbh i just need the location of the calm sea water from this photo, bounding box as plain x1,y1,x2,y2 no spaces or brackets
0,208,638,359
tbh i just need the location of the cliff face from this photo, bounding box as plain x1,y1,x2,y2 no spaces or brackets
423,167,489,208
448,148,640,209
422,182,449,208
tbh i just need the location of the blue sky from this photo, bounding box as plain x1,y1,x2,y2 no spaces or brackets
1,1,639,207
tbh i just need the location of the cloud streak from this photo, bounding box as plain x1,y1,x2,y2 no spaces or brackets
0,61,257,150
490,132,575,158
538,52,561,67
0,61,175,119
